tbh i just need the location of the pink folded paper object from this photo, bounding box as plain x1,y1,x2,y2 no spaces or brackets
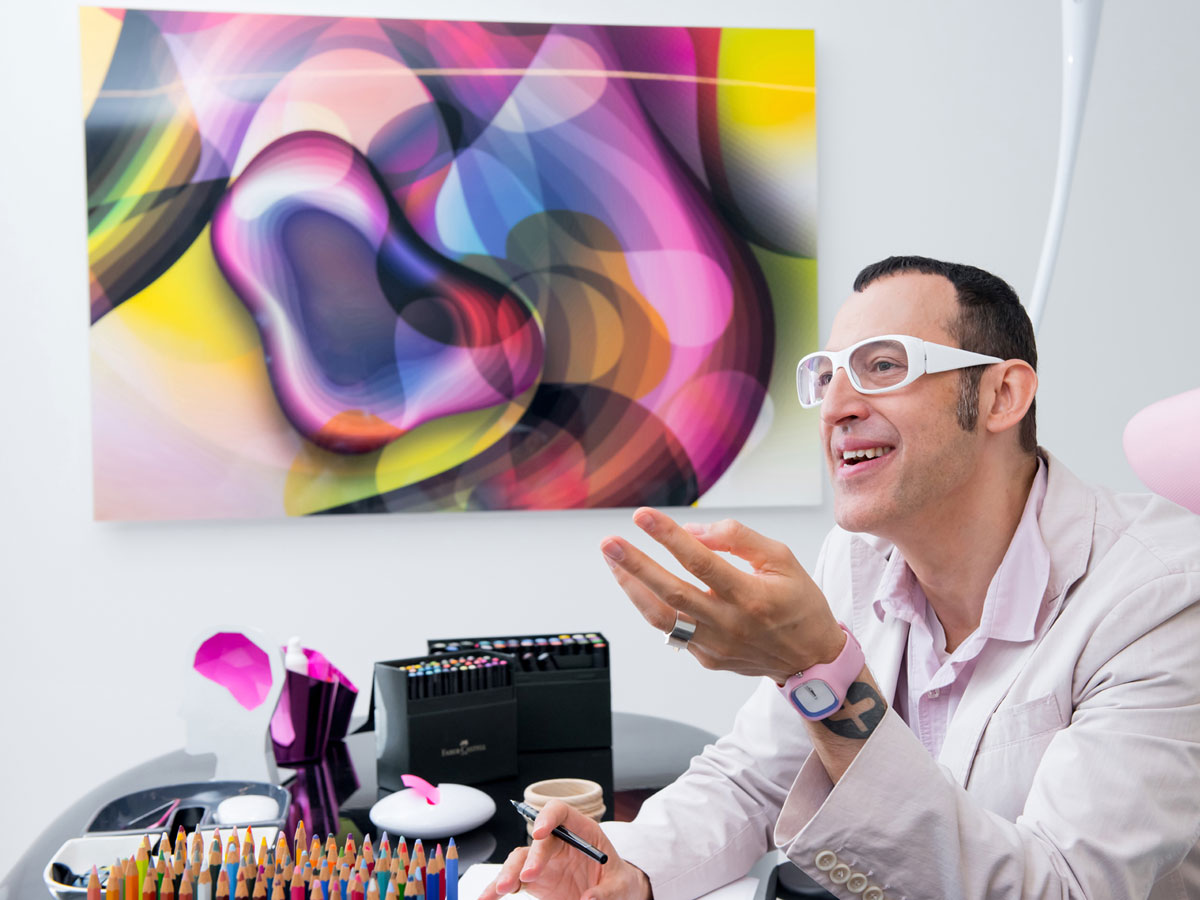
193,633,275,711
270,645,359,766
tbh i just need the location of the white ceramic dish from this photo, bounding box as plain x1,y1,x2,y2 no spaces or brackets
369,784,496,839
45,827,279,900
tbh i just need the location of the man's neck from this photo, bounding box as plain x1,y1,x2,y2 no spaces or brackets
891,453,1039,652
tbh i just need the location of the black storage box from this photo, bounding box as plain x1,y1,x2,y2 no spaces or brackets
373,654,518,790
428,634,611,752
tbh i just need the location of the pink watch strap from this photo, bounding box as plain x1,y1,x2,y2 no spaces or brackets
780,624,865,720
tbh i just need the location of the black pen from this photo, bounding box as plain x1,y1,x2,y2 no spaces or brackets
509,800,609,864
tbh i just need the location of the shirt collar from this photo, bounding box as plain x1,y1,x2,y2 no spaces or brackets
873,457,1051,646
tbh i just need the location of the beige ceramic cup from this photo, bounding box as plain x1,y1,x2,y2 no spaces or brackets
522,778,606,839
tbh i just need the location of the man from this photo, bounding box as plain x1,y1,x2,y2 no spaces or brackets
481,257,1200,899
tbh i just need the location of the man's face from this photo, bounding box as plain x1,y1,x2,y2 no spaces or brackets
819,272,982,538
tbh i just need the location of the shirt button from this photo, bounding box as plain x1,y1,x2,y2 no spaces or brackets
862,887,884,900
927,689,940,698
814,850,838,871
829,864,852,884
847,872,869,893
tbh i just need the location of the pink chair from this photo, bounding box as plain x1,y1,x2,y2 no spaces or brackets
1123,387,1200,514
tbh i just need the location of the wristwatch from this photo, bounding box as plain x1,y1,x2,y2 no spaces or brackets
779,624,865,720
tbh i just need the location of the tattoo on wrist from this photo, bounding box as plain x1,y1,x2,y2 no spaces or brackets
820,681,887,739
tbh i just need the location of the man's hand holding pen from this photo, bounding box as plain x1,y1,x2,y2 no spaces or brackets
480,801,651,900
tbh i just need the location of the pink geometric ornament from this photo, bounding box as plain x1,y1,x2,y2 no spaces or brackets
193,632,274,710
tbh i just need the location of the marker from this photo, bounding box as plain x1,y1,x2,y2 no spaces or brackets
509,801,607,865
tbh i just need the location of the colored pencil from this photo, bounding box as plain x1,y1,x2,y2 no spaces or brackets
136,841,151,891
226,837,241,887
294,823,307,862
444,841,457,900
209,838,224,888
362,838,374,876
106,858,123,900
319,859,332,900
424,856,438,900
197,865,213,900
411,842,424,887
125,857,139,900
242,858,255,898
156,852,169,891
395,840,408,878
87,865,102,900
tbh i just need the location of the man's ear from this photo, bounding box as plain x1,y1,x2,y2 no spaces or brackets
983,361,1038,435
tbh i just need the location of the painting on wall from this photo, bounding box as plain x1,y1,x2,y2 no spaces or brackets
82,9,819,520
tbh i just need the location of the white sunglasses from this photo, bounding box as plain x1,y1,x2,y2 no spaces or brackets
796,334,1002,408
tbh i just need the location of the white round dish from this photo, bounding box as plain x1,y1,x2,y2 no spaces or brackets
214,794,281,825
369,783,496,839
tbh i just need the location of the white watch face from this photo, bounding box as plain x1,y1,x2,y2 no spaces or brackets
791,679,839,717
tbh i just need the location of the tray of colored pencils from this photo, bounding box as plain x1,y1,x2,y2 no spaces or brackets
45,822,462,900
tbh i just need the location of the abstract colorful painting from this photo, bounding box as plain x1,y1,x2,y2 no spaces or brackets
82,10,819,519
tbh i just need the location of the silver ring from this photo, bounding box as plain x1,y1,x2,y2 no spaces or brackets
664,613,696,650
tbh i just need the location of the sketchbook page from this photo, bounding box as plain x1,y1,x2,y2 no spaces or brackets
457,864,760,900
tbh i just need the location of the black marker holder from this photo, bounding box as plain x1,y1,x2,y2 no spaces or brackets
373,654,518,790
427,634,612,753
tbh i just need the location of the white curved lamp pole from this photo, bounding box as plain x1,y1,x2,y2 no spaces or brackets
1027,0,1104,333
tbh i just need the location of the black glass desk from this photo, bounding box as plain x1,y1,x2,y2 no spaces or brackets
2,717,829,900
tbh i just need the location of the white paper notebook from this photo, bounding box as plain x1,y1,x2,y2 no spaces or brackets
457,864,760,900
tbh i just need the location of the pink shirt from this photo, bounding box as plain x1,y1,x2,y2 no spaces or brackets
872,459,1050,759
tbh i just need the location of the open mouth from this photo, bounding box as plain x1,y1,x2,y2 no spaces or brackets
841,446,894,467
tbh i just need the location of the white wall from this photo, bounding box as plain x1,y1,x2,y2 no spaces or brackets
3,0,1199,879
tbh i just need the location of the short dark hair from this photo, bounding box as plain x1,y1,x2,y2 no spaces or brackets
853,255,1038,453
